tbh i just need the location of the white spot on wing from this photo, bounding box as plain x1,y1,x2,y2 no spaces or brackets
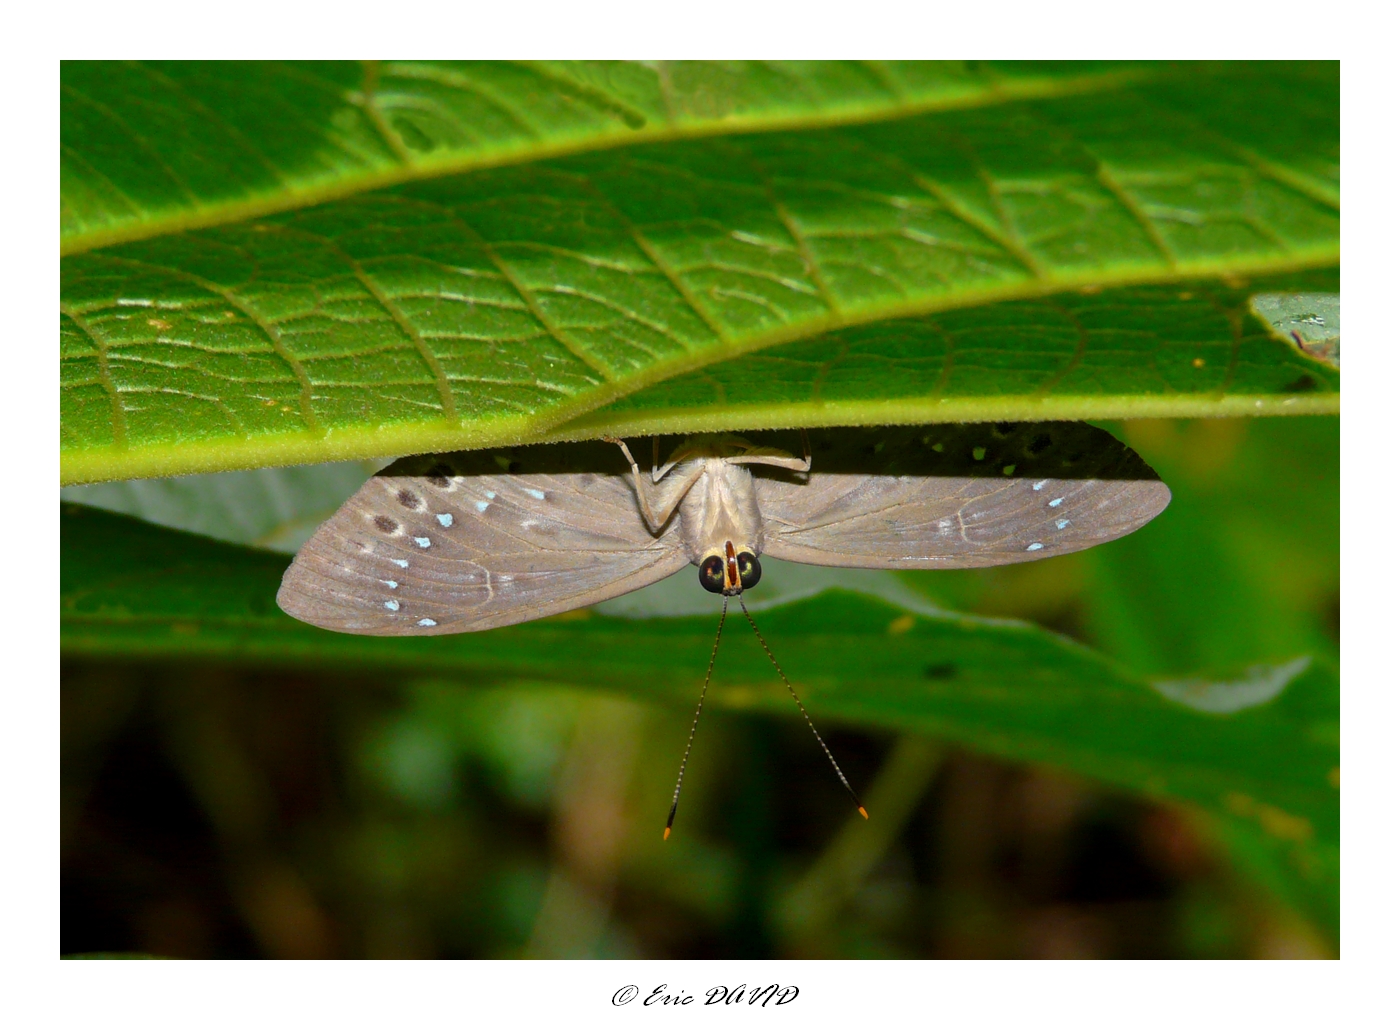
1026,542,1044,551
1056,519,1070,530
1048,497,1064,508
475,501,490,512
524,488,546,500
414,537,431,548
436,513,454,527
381,579,398,589
1033,480,1047,491
484,490,496,499
385,600,400,611
417,618,437,627
391,559,409,568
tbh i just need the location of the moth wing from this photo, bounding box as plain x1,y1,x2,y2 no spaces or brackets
752,423,1171,569
277,445,688,635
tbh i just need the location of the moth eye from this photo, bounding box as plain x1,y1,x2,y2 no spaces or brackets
737,551,761,590
699,555,726,594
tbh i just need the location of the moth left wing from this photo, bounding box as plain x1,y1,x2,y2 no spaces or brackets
751,423,1171,569
277,445,689,635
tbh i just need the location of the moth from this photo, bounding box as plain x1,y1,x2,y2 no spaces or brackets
278,422,1171,836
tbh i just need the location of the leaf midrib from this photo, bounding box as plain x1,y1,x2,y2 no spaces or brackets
61,66,1158,257
59,245,1340,486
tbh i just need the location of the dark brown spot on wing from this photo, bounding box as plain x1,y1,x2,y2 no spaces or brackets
373,515,399,534
397,490,423,510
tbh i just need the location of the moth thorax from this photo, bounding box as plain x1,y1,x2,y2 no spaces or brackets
678,459,764,563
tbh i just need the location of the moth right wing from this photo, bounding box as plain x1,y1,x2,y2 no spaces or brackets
277,445,689,635
751,423,1171,569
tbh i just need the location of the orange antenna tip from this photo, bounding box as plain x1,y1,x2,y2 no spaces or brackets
737,595,867,824
663,826,672,841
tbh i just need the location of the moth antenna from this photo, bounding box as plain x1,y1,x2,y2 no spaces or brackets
665,596,728,840
737,595,868,821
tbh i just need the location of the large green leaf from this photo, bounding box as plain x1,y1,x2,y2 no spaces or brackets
61,61,1338,485
61,502,1339,935
62,61,1154,253
550,268,1338,441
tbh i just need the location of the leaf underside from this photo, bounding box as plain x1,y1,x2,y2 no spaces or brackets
64,61,1163,252
61,61,1339,485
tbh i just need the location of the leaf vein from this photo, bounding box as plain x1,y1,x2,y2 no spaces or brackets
566,174,733,345
442,217,617,383
61,144,145,218
60,80,202,206
1034,302,1092,396
348,264,460,422
1094,164,1178,269
353,61,414,164
907,170,1048,280
132,62,295,188
383,63,543,140
88,252,323,435
511,61,651,131
60,305,127,447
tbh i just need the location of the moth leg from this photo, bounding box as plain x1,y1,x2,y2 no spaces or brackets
651,436,698,483
724,448,810,473
723,430,811,473
605,436,704,532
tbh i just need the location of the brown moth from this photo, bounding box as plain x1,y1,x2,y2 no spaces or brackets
278,422,1171,835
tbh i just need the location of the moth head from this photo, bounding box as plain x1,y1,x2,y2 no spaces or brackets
699,540,761,595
